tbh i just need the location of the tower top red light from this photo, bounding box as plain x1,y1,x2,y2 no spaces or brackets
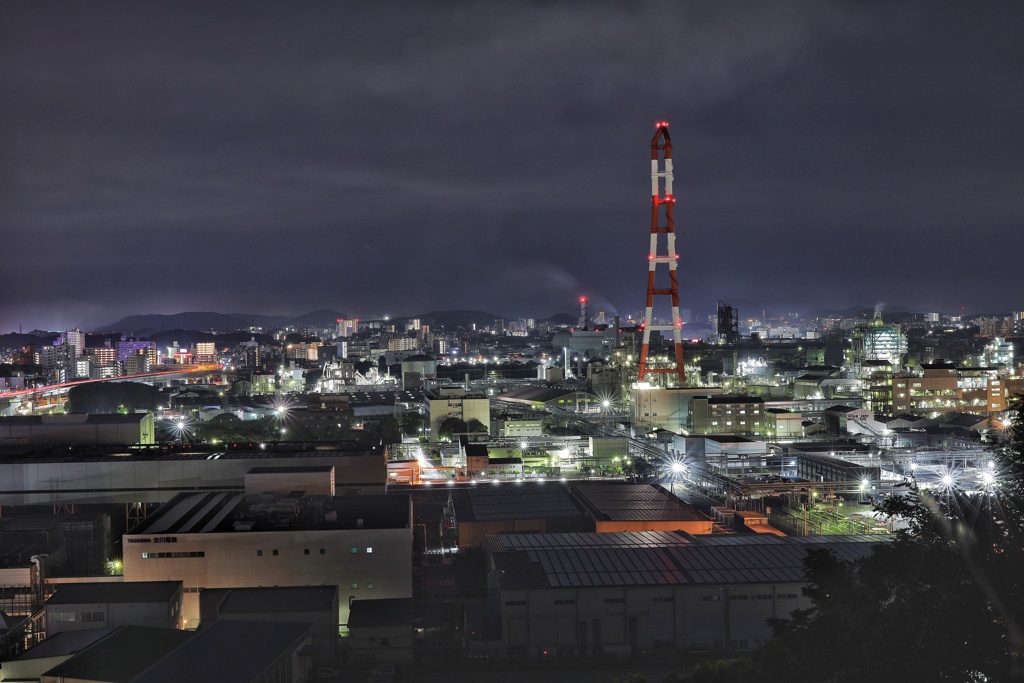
656,121,669,128
579,296,587,303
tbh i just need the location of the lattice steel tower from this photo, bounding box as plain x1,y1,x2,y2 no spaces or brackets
638,121,685,384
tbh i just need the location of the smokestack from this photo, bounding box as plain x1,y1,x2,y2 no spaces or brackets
614,316,620,348
579,296,589,331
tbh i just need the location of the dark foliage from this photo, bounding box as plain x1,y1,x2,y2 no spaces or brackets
437,417,467,441
400,411,424,436
723,403,1024,682
370,415,402,447
67,382,160,414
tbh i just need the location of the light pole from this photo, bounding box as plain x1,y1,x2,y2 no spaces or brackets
670,461,684,495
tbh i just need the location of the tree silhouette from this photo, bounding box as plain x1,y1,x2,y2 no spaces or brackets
400,411,424,436
371,415,402,446
67,382,159,414
740,402,1024,682
437,417,467,442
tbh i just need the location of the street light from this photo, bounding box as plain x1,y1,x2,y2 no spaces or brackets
172,417,192,443
669,461,685,495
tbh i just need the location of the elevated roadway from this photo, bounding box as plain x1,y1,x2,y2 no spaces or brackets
0,364,223,415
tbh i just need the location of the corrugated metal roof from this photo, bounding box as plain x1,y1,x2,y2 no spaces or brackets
572,483,707,522
47,581,181,605
490,531,883,591
10,627,116,661
41,626,193,682
130,620,311,683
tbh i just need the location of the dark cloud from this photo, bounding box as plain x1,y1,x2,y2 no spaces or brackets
2,1,1023,332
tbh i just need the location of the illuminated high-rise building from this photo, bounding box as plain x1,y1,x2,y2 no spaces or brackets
60,328,85,356
336,318,359,338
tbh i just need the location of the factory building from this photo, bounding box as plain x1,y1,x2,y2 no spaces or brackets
481,531,880,658
199,585,339,670
630,387,720,435
445,482,712,549
570,482,712,534
121,492,412,631
0,444,386,506
44,581,184,636
689,395,766,437
427,389,490,436
0,413,155,447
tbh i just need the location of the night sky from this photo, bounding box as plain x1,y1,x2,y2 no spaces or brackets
2,2,1023,334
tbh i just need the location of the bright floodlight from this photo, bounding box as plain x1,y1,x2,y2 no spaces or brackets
520,441,528,450
860,478,869,491
670,462,685,474
982,471,995,486
602,400,610,408
942,474,953,487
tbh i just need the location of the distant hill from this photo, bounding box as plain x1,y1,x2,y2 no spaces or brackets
285,309,349,328
546,312,575,325
0,332,55,349
94,308,604,337
94,310,348,335
803,305,929,319
145,329,277,349
413,310,507,330
94,312,256,335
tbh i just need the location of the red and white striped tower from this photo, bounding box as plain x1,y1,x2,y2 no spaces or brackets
638,121,685,384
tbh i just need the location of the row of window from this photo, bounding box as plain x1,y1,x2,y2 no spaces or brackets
703,592,799,601
504,596,679,606
54,611,104,622
255,547,374,557
142,551,205,559
506,594,793,606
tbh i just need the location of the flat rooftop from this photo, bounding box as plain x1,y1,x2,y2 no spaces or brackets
0,442,384,465
127,491,410,535
571,482,707,522
450,485,589,523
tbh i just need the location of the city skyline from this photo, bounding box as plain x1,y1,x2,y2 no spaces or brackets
2,2,1023,334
